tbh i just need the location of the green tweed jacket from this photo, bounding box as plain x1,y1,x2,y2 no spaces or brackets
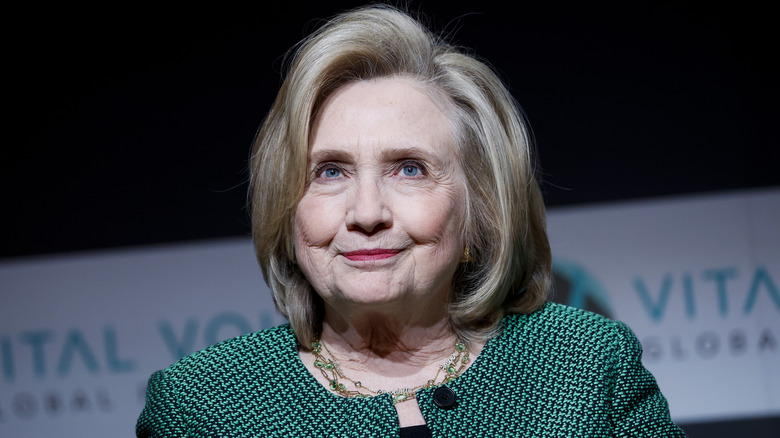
136,303,685,437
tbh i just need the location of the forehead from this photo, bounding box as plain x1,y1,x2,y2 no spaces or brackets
309,77,456,157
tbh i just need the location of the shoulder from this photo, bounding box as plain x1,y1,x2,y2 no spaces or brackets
506,301,632,334
138,324,333,436
163,323,297,379
502,302,639,356
141,324,301,421
483,302,647,398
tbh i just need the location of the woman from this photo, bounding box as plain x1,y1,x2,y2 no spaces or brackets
137,5,685,437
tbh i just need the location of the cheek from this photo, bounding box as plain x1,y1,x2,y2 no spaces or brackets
294,195,342,248
403,190,465,247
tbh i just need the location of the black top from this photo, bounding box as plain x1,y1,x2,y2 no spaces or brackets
400,425,432,438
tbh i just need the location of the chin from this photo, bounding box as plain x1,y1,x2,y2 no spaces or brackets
341,286,409,305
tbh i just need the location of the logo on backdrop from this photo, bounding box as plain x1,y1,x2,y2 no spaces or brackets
551,258,613,318
0,310,287,425
550,259,778,363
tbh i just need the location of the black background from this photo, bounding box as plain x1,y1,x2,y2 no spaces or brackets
5,1,778,259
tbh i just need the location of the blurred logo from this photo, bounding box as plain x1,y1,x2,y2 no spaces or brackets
551,258,613,318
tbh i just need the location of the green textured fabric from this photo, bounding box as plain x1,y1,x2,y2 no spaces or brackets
136,303,686,437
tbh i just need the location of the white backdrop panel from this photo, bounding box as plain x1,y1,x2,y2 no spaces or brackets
1,188,778,436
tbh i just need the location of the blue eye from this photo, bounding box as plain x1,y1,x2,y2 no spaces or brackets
401,163,423,177
324,168,342,178
315,163,344,180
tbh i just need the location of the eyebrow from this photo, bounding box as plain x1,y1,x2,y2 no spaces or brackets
308,146,439,166
308,149,353,167
378,146,437,163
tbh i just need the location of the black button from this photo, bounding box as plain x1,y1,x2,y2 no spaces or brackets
432,386,456,409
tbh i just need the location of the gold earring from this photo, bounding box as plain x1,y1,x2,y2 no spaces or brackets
461,247,475,263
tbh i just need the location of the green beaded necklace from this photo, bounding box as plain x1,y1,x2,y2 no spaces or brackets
311,339,470,404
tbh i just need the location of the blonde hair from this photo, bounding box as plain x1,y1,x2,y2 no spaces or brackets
250,5,551,346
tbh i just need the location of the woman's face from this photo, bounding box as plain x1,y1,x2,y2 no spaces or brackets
294,77,466,314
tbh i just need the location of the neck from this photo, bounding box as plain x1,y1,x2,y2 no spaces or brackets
319,301,457,369
300,301,483,425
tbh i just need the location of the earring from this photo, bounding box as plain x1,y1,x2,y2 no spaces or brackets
461,247,475,263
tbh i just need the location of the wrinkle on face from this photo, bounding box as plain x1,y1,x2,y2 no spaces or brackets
293,77,467,323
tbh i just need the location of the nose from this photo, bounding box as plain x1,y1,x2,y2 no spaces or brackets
346,176,392,234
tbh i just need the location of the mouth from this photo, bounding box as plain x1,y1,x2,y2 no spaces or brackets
341,248,401,261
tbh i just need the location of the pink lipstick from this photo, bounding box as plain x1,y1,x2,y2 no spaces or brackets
342,248,400,261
